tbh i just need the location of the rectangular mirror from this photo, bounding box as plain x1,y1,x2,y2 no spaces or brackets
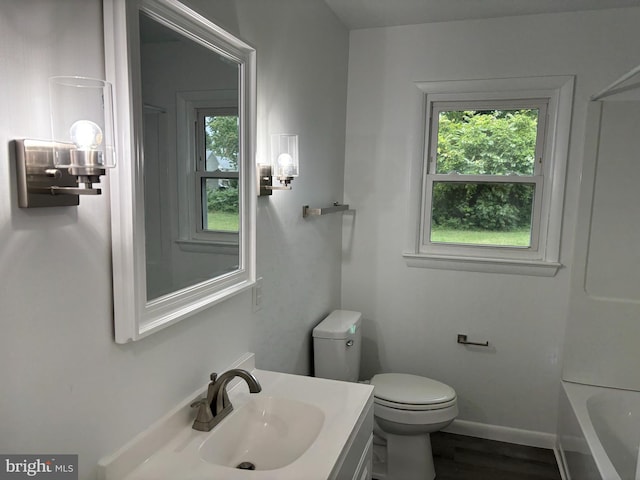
104,0,256,343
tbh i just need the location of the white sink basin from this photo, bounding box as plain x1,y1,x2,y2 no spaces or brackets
198,396,325,470
98,355,374,480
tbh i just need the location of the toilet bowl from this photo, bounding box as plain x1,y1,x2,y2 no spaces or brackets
370,373,457,480
312,310,458,480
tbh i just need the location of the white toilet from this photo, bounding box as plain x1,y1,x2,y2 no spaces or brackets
313,310,458,480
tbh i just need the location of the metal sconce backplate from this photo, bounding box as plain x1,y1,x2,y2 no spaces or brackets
257,163,293,196
258,164,273,196
12,139,102,208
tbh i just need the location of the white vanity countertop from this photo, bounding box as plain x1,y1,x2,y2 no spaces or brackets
98,354,373,480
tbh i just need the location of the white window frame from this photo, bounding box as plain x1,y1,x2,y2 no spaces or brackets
194,106,240,236
176,90,240,252
403,76,575,277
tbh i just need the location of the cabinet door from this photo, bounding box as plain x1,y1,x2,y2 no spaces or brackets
354,435,373,480
331,400,373,480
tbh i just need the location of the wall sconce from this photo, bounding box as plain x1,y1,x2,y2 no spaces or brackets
13,76,115,208
258,134,299,196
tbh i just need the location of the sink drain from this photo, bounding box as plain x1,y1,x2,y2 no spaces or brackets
236,461,256,470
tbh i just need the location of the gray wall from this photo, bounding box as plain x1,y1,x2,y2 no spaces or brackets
0,1,348,478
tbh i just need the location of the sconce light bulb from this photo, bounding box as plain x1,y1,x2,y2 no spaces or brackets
277,153,293,166
277,153,294,176
70,120,103,150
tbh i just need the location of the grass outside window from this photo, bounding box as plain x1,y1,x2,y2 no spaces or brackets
206,211,239,232
430,227,531,247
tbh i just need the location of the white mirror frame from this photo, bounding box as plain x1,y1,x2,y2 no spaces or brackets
104,0,256,343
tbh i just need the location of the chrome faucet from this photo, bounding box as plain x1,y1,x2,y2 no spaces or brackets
191,369,262,431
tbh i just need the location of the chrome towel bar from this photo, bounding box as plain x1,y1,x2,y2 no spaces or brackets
302,202,350,218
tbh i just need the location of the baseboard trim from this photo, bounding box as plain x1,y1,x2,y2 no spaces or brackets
442,419,557,450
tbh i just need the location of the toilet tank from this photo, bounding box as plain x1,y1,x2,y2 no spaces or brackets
313,310,362,382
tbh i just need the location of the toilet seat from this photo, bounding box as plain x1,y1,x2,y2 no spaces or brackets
371,373,457,411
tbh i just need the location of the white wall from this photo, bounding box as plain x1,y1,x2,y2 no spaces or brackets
342,7,640,435
0,1,348,478
190,0,350,372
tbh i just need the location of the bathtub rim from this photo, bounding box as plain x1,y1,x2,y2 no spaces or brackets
560,380,624,480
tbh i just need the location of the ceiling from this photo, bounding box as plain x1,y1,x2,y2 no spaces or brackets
322,0,640,29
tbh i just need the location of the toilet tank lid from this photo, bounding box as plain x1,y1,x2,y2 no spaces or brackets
313,310,362,339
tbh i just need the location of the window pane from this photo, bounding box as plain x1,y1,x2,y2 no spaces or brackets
436,109,538,176
430,182,534,247
204,115,239,173
203,178,239,232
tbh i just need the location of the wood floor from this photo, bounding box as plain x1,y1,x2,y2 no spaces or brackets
431,432,563,480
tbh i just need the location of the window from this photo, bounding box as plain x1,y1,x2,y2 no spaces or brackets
175,90,241,250
426,99,547,250
404,76,574,276
195,108,239,234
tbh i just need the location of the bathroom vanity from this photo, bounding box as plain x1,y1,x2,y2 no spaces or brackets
98,354,373,480
333,397,373,480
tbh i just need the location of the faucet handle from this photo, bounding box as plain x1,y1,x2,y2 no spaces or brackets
210,372,218,382
191,397,214,431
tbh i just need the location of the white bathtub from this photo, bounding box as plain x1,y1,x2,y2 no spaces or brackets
558,381,640,480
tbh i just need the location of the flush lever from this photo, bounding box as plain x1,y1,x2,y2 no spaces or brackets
346,339,354,347
457,334,489,347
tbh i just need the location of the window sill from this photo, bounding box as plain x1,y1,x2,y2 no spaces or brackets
402,252,561,277
176,239,239,254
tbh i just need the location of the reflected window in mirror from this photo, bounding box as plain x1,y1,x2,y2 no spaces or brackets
196,108,240,235
175,89,241,251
